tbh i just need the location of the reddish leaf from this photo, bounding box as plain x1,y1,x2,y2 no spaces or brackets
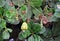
26,18,31,23
48,12,52,16
42,16,48,24
9,2,14,6
22,10,26,14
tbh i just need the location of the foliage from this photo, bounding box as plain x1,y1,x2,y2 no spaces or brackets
18,30,31,40
28,34,43,41
30,0,43,7
0,0,60,41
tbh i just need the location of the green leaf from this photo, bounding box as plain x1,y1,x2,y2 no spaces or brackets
20,5,27,11
27,20,34,31
48,15,59,22
0,19,6,29
28,35,34,41
34,34,43,41
5,7,16,19
32,7,42,18
0,7,4,15
18,30,31,40
43,29,52,38
2,31,10,39
4,7,20,24
28,34,43,41
7,28,12,33
28,21,41,33
54,9,60,18
20,14,27,21
32,23,41,33
54,12,60,18
12,0,25,6
0,33,3,41
0,0,6,7
30,0,43,7
26,6,32,19
19,5,27,21
39,27,46,34
19,5,32,21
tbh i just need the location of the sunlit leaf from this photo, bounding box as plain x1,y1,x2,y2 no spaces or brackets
28,34,43,41
18,30,31,40
30,0,43,7
2,31,10,39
